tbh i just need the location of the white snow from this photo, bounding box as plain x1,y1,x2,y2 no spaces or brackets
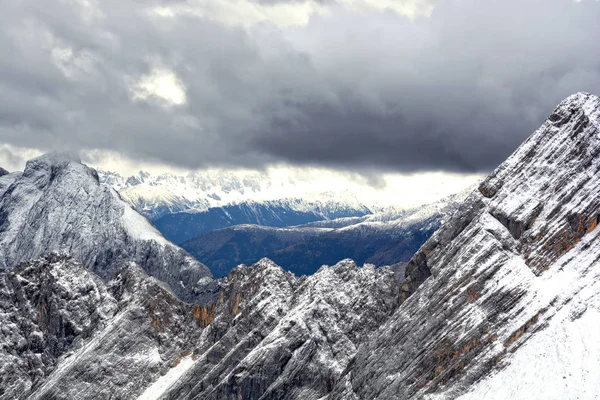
457,298,600,400
137,355,197,400
121,199,168,243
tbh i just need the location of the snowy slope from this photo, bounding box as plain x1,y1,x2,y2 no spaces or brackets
0,152,212,301
330,92,600,399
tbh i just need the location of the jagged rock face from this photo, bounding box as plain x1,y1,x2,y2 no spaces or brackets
0,167,8,177
0,254,117,399
149,259,398,400
28,260,204,400
331,92,600,399
0,153,212,301
0,254,206,400
0,255,397,400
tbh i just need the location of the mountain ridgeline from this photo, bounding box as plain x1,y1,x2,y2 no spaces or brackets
153,199,371,245
98,167,465,277
181,198,461,277
0,92,599,399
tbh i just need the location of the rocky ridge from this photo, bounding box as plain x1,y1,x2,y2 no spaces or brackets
1,92,599,400
0,255,398,400
330,92,600,399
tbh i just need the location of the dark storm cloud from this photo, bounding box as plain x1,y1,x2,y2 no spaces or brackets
0,0,599,173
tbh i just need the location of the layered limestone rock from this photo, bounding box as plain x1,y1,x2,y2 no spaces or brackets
148,258,398,400
2,254,206,400
331,92,600,399
0,254,116,399
0,152,212,302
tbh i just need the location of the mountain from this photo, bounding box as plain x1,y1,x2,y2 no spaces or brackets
181,193,466,277
0,153,212,301
329,91,600,399
0,254,397,400
97,168,372,222
158,258,398,400
154,199,371,245
1,92,599,400
0,253,207,399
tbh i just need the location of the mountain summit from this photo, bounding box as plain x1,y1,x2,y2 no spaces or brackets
331,92,600,399
0,152,212,301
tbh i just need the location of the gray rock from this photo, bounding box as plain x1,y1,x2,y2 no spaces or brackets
330,92,600,399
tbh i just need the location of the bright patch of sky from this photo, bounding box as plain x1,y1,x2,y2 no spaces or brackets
130,68,187,106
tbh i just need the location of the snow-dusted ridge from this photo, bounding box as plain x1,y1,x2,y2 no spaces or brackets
97,167,373,221
0,152,212,301
330,92,600,399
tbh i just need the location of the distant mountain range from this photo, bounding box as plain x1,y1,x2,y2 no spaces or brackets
97,168,372,221
97,166,471,276
181,194,466,277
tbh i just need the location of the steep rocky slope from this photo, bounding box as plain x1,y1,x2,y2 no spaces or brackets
156,258,398,400
330,92,600,399
0,253,206,400
0,254,116,399
0,153,212,301
0,255,397,400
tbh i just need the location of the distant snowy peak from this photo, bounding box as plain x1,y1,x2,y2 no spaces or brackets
0,152,212,301
97,168,372,220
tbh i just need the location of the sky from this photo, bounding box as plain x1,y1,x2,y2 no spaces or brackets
0,0,599,201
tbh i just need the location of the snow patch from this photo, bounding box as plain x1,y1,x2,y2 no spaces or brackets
137,355,196,400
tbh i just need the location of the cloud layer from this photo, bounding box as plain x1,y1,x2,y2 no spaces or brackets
0,0,599,173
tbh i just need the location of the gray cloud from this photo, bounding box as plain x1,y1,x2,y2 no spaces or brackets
0,0,599,173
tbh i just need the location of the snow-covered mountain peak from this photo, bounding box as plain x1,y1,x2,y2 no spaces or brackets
0,152,213,301
26,151,82,167
96,166,374,222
